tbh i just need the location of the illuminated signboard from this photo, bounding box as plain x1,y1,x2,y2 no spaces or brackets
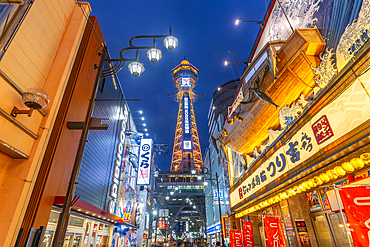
137,138,153,185
183,140,192,150
184,97,190,134
108,104,129,215
181,77,190,87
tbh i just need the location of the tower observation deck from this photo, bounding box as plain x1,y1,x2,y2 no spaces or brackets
170,60,203,173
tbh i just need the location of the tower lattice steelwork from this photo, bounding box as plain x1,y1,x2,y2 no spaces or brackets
170,60,203,173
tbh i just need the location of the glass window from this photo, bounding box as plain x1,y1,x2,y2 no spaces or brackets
72,235,82,247
69,216,84,227
48,211,60,223
312,215,334,246
328,213,353,247
0,0,33,59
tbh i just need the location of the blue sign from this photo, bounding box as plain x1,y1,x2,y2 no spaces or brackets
213,190,224,201
207,223,221,234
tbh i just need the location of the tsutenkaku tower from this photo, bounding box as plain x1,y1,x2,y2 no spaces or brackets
170,60,203,173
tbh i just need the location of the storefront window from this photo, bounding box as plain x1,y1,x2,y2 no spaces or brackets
48,211,60,223
312,215,334,246
64,235,72,247
72,235,82,247
69,216,84,227
41,230,53,247
328,213,353,247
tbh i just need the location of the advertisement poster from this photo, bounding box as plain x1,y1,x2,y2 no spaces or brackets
295,220,311,247
264,217,287,247
318,188,330,210
242,221,254,247
273,205,280,217
280,200,293,229
306,191,322,212
125,231,131,247
229,230,243,247
339,186,370,247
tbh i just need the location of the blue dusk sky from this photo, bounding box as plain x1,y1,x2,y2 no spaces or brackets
87,0,268,171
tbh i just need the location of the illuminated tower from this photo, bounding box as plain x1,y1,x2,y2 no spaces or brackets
170,60,203,173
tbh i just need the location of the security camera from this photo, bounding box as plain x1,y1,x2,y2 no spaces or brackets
11,87,50,117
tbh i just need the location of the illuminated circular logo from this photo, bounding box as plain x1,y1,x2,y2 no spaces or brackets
142,144,150,151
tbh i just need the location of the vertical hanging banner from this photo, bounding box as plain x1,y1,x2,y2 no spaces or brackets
242,221,254,247
137,139,153,185
264,217,287,247
339,186,370,246
229,230,243,247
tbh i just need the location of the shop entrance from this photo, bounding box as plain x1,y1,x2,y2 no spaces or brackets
311,211,353,247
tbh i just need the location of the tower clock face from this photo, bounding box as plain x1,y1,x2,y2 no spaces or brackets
181,77,190,87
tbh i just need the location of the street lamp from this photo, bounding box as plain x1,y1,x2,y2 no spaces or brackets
51,28,179,247
203,167,225,247
224,50,249,81
235,18,263,28
101,27,178,78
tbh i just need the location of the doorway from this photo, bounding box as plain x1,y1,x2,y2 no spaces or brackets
311,211,353,247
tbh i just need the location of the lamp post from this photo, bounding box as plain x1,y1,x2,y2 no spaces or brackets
203,167,225,247
52,28,178,247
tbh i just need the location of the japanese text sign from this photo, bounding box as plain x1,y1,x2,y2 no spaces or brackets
231,123,319,207
243,221,254,247
229,230,243,247
137,139,152,185
339,186,370,246
264,217,287,247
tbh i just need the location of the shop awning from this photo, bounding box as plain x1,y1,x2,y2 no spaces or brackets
53,196,137,228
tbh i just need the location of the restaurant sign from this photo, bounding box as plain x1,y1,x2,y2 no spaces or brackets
230,77,370,208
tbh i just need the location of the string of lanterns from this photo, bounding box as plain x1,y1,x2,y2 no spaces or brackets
236,152,370,218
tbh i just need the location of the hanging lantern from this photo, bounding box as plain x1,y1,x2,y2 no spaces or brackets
319,173,330,183
302,181,311,190
235,115,243,122
293,186,301,194
274,195,281,202
163,35,179,51
221,129,228,136
333,166,346,177
268,198,275,204
298,184,306,192
313,176,323,186
146,48,163,64
350,158,365,169
227,117,235,125
307,179,315,188
288,188,296,196
360,153,370,164
127,61,145,78
280,192,288,200
326,169,338,180
341,162,355,173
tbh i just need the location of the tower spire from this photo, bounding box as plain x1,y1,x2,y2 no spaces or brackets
170,60,203,173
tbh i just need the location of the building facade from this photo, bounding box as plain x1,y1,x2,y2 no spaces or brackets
0,2,148,245
221,0,370,247
0,1,91,246
204,79,239,245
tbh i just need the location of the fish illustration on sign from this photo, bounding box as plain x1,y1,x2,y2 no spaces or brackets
251,88,279,109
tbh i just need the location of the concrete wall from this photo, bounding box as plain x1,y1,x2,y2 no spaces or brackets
288,193,319,247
